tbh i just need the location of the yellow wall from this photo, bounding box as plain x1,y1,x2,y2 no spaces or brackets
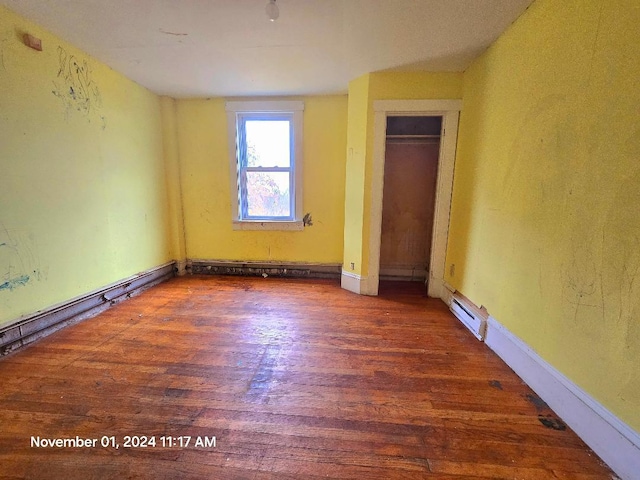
342,72,463,277
342,75,370,275
2,0,638,439
160,96,186,266
176,96,347,263
0,7,171,326
367,72,464,101
447,0,640,431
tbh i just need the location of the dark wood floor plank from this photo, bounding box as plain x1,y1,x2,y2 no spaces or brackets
0,276,616,479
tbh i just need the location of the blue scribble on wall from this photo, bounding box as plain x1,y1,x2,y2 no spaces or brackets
0,223,43,293
51,46,103,122
0,275,30,291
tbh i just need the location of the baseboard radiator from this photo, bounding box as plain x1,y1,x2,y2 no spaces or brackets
188,260,341,279
449,293,488,341
444,285,637,479
0,262,175,356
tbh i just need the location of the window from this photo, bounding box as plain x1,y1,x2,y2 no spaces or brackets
226,101,304,230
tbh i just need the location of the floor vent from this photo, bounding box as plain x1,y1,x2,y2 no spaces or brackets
450,294,488,341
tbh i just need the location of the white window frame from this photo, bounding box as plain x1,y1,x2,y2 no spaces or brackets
226,101,304,231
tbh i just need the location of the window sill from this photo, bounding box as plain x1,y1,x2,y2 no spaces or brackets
232,220,304,231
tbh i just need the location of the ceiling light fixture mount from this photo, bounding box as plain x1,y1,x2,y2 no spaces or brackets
265,0,279,22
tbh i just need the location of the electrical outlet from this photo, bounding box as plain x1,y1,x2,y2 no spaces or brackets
449,263,455,277
350,262,355,270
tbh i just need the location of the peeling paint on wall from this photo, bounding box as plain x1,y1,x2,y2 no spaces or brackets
302,213,313,226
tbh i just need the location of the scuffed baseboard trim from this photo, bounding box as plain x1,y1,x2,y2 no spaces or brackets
441,281,455,306
341,270,368,295
0,262,176,356
175,259,188,276
188,260,341,279
485,315,639,480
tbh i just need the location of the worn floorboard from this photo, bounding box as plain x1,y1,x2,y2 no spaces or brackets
0,276,616,479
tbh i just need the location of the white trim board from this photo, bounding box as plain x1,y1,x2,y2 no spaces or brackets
232,220,304,231
441,281,455,306
374,99,462,113
367,99,461,298
485,316,640,480
341,270,368,295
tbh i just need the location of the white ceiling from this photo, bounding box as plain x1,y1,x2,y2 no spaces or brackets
1,0,534,98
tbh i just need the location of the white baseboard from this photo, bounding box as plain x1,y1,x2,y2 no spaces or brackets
485,316,640,480
341,270,369,295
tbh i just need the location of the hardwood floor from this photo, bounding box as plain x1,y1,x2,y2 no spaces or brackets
0,276,616,479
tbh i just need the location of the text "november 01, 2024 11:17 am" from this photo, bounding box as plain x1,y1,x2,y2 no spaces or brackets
30,435,217,449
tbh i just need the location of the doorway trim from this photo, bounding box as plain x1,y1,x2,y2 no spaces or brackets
366,99,461,298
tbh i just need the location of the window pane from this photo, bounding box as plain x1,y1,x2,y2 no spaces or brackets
245,120,290,167
246,171,290,217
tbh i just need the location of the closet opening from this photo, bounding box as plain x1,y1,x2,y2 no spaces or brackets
379,115,442,293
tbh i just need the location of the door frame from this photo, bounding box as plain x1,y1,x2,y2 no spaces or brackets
367,99,461,298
